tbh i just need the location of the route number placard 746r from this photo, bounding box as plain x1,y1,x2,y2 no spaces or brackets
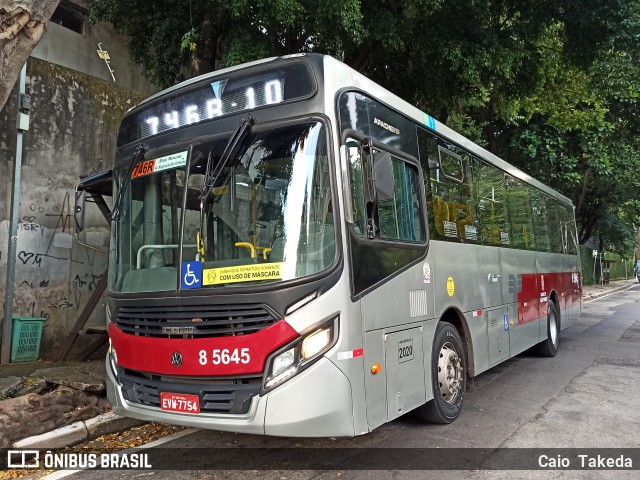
131,151,188,179
132,160,155,178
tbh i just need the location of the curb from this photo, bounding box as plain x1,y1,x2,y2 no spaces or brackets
583,281,636,302
12,412,145,449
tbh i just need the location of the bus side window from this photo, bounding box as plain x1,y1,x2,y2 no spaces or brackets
545,198,564,253
558,204,578,255
531,190,551,252
505,175,536,250
474,159,508,247
417,129,476,243
377,156,424,242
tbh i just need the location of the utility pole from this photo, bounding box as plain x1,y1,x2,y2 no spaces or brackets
2,64,30,365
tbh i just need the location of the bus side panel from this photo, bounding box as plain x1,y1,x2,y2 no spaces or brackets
359,261,433,332
431,242,501,376
536,253,557,338
364,329,388,430
501,248,539,356
536,252,575,330
431,242,503,315
563,253,582,327
360,262,432,428
384,326,426,421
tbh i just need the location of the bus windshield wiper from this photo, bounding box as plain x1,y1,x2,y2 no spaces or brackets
197,113,256,260
111,145,147,221
201,113,256,200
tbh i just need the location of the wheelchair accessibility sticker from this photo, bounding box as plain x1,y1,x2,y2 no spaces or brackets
181,261,202,289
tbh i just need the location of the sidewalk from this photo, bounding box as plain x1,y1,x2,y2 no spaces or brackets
0,277,636,450
581,277,637,300
0,359,143,449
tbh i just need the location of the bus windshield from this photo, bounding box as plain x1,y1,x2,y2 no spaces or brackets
109,121,335,293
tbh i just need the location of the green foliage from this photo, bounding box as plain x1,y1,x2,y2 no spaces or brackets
89,0,640,251
580,246,635,285
181,28,200,54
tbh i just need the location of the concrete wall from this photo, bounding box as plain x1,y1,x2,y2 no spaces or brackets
1,58,146,360
0,3,152,359
32,0,156,95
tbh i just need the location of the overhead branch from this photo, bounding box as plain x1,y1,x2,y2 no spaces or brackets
345,43,373,73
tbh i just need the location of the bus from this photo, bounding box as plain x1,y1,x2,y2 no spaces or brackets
77,53,582,436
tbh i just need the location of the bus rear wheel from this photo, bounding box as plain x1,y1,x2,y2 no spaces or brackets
536,300,559,357
416,322,466,424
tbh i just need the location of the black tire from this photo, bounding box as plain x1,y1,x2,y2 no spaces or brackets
416,322,466,424
536,300,559,357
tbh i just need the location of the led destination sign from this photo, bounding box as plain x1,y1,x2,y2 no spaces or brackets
118,61,316,146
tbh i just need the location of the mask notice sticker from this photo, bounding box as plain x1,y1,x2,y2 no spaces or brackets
203,262,283,285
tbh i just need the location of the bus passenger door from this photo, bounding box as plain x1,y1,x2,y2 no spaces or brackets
343,136,431,430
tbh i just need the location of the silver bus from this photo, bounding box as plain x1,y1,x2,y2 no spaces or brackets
90,53,581,436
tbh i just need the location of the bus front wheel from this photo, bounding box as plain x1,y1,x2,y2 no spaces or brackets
416,322,466,424
536,301,559,357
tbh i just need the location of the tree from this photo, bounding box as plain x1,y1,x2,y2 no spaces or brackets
0,0,60,110
89,0,640,249
89,0,365,89
486,1,640,251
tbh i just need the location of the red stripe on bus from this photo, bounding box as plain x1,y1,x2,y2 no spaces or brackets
109,320,298,376
517,271,581,325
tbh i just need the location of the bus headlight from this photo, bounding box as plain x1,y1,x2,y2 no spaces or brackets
272,348,296,377
262,317,338,393
301,328,332,359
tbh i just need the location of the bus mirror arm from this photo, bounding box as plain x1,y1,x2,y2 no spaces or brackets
362,139,378,239
339,145,355,224
365,201,378,239
362,139,394,239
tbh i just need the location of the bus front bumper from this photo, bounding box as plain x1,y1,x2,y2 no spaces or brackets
106,356,355,437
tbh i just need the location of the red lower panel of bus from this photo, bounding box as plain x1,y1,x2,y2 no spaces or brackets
517,272,581,325
109,320,298,376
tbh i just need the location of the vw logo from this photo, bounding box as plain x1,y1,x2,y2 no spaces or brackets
171,352,183,368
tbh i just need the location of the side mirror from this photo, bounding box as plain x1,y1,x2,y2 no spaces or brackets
74,189,87,232
373,150,394,202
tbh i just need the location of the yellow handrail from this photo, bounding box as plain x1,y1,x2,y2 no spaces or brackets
235,242,256,258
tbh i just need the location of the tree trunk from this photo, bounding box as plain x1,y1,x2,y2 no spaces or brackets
345,43,373,72
191,9,216,77
0,0,60,109
0,386,109,447
576,170,589,218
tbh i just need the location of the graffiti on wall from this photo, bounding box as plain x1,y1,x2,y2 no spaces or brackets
1,190,108,356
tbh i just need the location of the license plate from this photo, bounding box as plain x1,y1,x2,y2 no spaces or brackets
160,392,200,414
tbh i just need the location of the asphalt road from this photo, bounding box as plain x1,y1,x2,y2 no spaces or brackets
47,283,640,479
